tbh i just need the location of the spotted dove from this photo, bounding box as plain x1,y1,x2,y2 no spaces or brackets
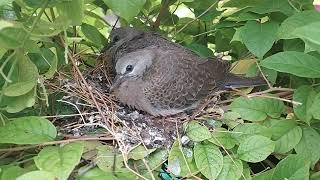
102,27,265,116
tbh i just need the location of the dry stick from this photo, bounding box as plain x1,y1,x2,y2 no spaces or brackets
142,158,156,180
175,1,218,35
0,137,114,152
59,35,113,135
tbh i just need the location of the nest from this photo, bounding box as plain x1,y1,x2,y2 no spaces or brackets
47,60,225,151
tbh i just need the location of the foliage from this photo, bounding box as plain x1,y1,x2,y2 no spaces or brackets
1,0,320,179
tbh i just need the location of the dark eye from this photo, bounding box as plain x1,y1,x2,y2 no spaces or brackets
126,65,133,72
113,35,120,42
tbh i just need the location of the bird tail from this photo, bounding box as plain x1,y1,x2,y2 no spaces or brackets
223,74,267,89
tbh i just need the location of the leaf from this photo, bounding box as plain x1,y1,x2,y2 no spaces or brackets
127,145,156,160
240,21,278,58
3,51,38,97
186,43,214,58
271,155,310,180
0,166,24,180
3,88,36,113
232,123,272,144
295,127,320,167
194,142,223,180
292,22,320,53
34,142,84,180
271,121,302,154
310,92,320,120
186,120,211,141
293,86,317,123
95,145,124,172
16,171,56,180
168,140,198,177
79,167,137,180
230,96,285,121
0,27,27,49
237,135,275,163
56,0,84,26
102,0,146,22
260,51,320,78
278,11,320,39
250,0,295,16
217,157,243,180
3,81,35,97
252,169,274,180
208,128,237,149
81,23,107,48
0,116,56,144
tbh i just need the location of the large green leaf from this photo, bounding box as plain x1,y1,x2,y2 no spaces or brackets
0,166,24,180
311,92,320,120
232,123,272,144
293,86,317,123
294,127,320,167
127,145,156,160
240,21,278,58
0,116,56,144
217,157,243,180
95,145,124,172
186,120,211,142
249,0,295,16
0,27,27,49
208,128,237,149
56,0,84,26
260,51,320,78
278,11,320,39
168,140,198,177
81,23,106,48
230,96,284,121
102,0,146,22
237,135,275,163
194,142,223,180
271,155,310,180
16,171,56,180
292,22,320,52
34,142,84,180
3,88,36,113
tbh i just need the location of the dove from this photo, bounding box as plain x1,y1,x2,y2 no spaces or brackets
102,27,265,116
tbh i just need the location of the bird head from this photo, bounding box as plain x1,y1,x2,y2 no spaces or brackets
105,27,144,53
110,50,155,92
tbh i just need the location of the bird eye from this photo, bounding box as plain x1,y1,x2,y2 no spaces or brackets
113,35,120,42
126,65,133,72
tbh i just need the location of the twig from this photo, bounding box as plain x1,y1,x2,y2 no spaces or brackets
255,61,272,88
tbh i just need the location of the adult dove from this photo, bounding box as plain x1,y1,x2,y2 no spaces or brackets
102,27,265,116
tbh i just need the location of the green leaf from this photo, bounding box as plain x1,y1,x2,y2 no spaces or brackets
293,86,317,123
271,154,310,180
3,81,35,97
295,127,320,167
194,142,223,180
3,88,36,113
278,11,320,39
250,0,294,16
237,135,275,163
56,0,84,26
208,128,237,149
230,96,284,121
186,43,214,58
168,140,198,177
252,169,274,180
0,116,56,144
186,121,211,142
270,121,302,154
102,0,146,22
217,157,243,180
81,23,106,48
240,21,278,58
0,27,27,49
0,165,24,180
310,92,320,120
16,171,56,180
292,22,320,53
127,145,156,160
79,167,137,180
260,51,320,78
34,142,84,180
3,51,38,97
95,145,124,172
232,123,272,144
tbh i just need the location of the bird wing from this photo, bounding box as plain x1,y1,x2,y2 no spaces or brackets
142,49,230,110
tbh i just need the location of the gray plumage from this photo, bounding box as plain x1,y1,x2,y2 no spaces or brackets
102,27,265,116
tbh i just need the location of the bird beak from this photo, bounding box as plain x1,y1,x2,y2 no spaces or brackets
110,74,124,92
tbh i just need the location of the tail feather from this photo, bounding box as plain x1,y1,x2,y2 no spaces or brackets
223,74,267,89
